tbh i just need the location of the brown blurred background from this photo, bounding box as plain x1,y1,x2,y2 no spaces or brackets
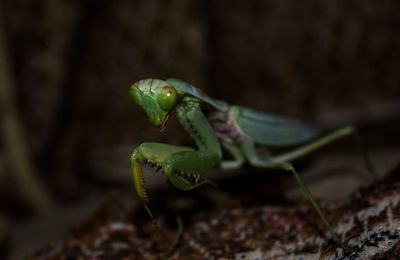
0,0,399,258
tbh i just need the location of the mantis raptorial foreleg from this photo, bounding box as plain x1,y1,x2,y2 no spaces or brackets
130,142,218,204
130,143,192,219
130,143,215,256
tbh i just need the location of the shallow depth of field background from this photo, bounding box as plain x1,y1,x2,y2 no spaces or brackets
0,0,399,258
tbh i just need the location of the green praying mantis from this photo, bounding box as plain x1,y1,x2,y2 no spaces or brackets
129,78,376,252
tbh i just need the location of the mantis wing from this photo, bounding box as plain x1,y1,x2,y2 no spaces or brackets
166,78,229,112
232,106,320,147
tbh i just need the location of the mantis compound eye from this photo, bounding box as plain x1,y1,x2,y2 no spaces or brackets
157,86,177,111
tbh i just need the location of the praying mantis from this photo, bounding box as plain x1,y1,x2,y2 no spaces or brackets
129,78,376,252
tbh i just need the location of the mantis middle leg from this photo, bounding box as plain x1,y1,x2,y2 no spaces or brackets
220,141,245,170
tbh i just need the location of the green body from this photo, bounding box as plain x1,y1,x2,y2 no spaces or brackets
129,78,375,251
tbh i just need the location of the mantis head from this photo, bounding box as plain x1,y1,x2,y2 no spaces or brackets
129,79,178,131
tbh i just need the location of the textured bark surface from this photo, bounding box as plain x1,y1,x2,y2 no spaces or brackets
32,166,400,259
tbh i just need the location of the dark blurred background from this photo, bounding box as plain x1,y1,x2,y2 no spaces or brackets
0,0,399,258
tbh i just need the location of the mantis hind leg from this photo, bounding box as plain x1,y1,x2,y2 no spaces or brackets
280,163,355,252
241,137,360,251
272,126,377,179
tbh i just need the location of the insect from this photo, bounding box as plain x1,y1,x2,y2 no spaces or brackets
129,78,375,251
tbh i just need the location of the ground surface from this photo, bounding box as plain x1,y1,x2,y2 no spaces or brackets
31,165,400,260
